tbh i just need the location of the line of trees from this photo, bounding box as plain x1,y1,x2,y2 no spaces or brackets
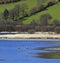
0,12,60,33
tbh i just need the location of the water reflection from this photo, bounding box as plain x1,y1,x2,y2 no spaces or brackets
33,46,60,59
35,52,60,59
34,46,60,51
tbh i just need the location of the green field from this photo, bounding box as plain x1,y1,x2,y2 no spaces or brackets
0,0,60,24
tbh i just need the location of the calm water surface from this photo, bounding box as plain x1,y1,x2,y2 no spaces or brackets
0,39,60,63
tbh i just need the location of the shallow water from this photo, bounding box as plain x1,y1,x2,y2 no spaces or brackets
0,39,60,63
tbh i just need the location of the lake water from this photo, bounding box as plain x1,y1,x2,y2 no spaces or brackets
0,39,60,63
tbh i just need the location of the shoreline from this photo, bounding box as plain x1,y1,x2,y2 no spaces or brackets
0,33,60,39
0,39,60,41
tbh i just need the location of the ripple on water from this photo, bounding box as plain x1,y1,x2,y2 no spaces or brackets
0,59,6,61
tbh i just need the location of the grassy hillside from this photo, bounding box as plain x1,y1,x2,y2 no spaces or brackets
23,2,60,24
0,0,59,24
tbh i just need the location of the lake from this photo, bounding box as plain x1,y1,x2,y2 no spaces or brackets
0,39,60,63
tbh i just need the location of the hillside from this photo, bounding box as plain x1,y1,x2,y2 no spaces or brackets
23,1,60,24
0,0,59,23
22,0,60,24
0,0,60,32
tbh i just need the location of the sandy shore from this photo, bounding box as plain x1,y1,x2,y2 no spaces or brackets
0,33,60,39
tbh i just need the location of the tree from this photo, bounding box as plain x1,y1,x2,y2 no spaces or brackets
13,4,21,21
36,0,47,12
40,13,52,26
3,9,9,20
9,9,15,21
0,19,9,31
20,3,28,17
29,7,38,16
50,0,57,3
9,4,20,21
